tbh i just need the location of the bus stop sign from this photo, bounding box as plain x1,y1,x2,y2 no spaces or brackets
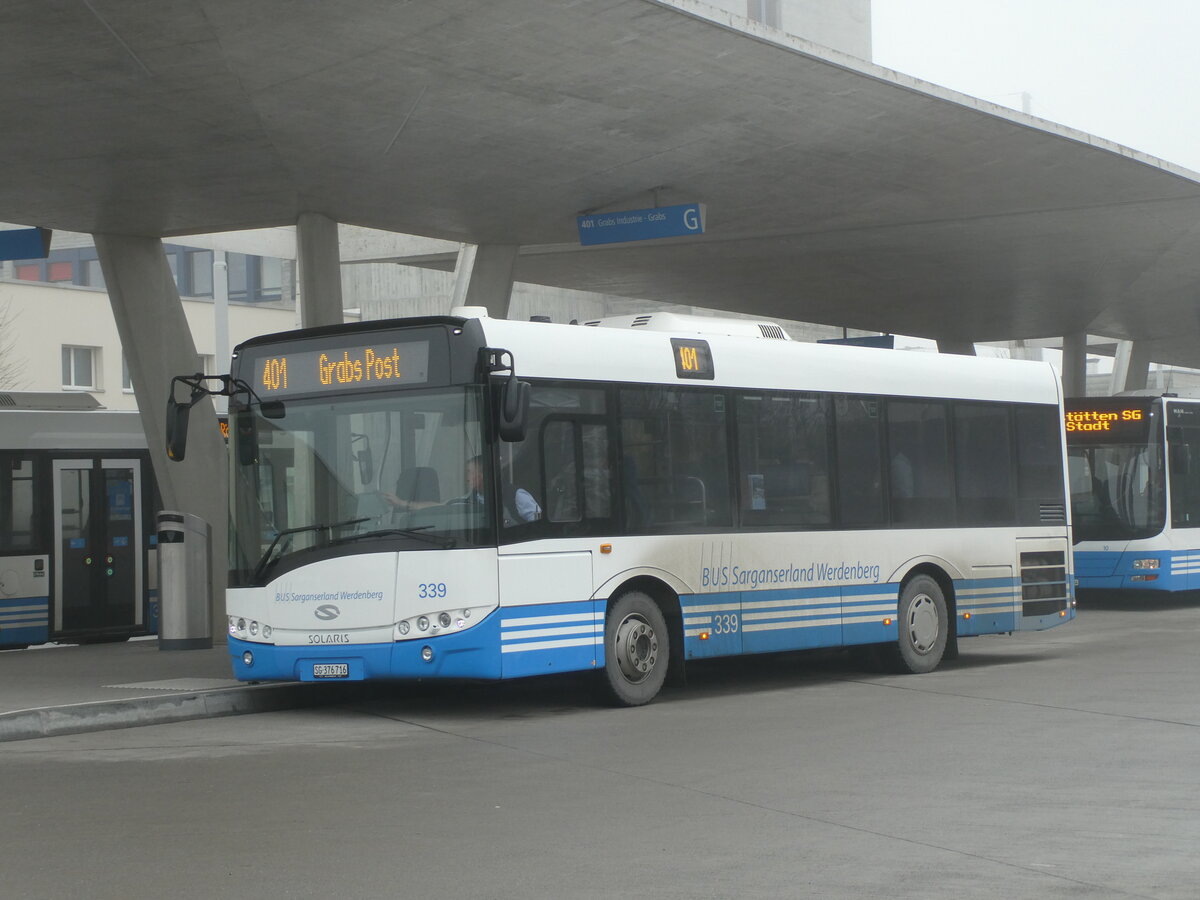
577,203,705,246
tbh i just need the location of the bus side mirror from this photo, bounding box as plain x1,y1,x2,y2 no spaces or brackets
236,410,259,466
166,396,191,462
499,379,529,442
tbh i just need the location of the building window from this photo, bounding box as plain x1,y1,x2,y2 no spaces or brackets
226,253,247,301
82,258,105,288
122,354,133,392
47,261,73,282
62,346,97,390
258,257,283,300
747,0,781,28
185,249,214,297
15,263,40,281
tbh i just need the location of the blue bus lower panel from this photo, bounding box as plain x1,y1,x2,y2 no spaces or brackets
1075,549,1194,592
681,583,902,660
499,599,603,679
230,610,505,682
0,595,50,647
229,600,606,683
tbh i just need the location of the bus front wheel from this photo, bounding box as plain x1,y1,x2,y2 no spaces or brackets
882,574,948,674
601,592,669,707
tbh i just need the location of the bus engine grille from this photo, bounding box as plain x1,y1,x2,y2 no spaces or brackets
1020,549,1070,617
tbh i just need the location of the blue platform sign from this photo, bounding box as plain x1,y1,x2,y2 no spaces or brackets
0,227,51,261
577,203,705,246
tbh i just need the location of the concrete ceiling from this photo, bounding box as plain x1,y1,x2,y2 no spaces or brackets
4,1,1200,363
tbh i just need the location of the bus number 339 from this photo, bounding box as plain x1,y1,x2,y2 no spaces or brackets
713,614,739,634
418,582,448,599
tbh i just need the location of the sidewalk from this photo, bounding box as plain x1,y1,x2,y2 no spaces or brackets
0,637,359,742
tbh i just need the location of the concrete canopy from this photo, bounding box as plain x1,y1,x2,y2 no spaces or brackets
4,1,1200,363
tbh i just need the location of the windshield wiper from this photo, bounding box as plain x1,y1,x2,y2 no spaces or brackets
253,517,370,581
330,526,457,550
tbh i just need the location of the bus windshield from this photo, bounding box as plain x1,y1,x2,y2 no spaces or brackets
1068,443,1164,543
229,385,490,585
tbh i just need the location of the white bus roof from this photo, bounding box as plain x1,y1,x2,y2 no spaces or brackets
0,408,147,451
580,312,792,341
475,315,1061,406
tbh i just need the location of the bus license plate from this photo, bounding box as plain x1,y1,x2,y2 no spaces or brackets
313,663,349,679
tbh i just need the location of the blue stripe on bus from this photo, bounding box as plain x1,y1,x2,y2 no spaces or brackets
499,599,604,679
680,583,901,659
0,595,49,647
954,575,1019,635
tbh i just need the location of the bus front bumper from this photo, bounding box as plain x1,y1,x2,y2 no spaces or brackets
228,614,503,683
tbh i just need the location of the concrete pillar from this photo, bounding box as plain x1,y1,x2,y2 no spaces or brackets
1061,332,1088,398
296,212,344,327
450,243,518,318
1110,340,1152,395
93,234,228,629
936,339,976,356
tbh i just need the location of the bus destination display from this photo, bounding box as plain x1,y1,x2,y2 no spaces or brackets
253,340,431,396
1064,400,1153,441
671,338,715,380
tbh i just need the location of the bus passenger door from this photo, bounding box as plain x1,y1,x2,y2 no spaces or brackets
52,459,144,638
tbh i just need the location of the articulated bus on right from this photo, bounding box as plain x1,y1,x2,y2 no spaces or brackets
1066,395,1200,593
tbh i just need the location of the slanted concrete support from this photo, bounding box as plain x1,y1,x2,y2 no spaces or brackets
94,233,228,629
1061,332,1088,398
296,212,344,327
450,243,518,318
936,339,976,356
1110,340,1152,395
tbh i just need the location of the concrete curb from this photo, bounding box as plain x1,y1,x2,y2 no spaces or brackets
0,682,365,743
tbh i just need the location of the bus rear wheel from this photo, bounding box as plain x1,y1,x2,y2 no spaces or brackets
882,574,948,674
601,591,669,707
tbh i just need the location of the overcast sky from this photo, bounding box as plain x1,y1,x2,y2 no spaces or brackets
871,0,1200,174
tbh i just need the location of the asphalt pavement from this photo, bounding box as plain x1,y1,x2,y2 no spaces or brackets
0,636,366,742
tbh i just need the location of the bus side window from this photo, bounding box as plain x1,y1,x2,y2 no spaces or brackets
619,386,731,532
1169,426,1200,527
514,383,613,539
834,395,885,527
735,392,832,527
1,455,37,552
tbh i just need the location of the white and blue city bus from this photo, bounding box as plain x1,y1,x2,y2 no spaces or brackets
0,392,159,649
168,310,1074,705
1067,395,1200,593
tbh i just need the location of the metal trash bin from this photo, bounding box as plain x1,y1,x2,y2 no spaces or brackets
156,511,213,650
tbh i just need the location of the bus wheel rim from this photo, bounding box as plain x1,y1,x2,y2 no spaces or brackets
614,614,658,683
908,594,939,654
